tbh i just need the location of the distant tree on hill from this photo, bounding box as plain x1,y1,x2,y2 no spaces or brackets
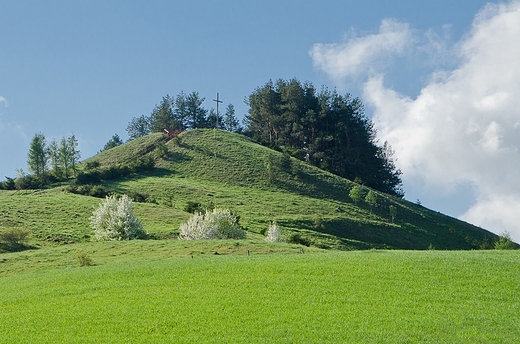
206,108,224,130
223,103,242,132
48,139,61,178
365,190,378,213
126,115,151,140
150,95,180,132
349,185,363,206
126,91,226,140
244,78,404,197
102,133,124,151
185,92,208,129
58,135,80,179
27,132,48,178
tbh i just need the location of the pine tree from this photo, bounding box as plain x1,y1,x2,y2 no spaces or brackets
223,103,241,132
27,132,48,177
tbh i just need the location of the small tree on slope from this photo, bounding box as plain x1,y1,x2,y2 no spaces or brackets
179,208,245,240
265,222,282,243
90,194,146,241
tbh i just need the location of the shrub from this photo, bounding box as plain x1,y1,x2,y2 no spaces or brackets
0,228,30,247
349,185,363,205
77,252,93,267
494,231,516,250
179,208,245,240
287,232,311,246
90,194,147,241
265,222,282,243
184,201,203,214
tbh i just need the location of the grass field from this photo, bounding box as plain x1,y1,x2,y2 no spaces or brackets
1,249,519,343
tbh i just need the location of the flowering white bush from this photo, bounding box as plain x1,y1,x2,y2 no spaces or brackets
265,222,282,242
179,208,245,240
90,194,146,241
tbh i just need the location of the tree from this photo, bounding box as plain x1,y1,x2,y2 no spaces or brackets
150,95,180,132
365,190,378,213
265,222,282,242
65,135,81,177
178,208,245,240
48,139,62,178
185,92,208,128
389,205,397,223
103,133,124,151
349,185,363,206
127,115,151,140
173,91,189,130
206,108,224,130
27,132,48,177
223,103,241,132
494,231,516,250
59,137,71,178
90,194,146,241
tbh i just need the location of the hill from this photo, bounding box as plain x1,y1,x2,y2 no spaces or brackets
0,129,499,253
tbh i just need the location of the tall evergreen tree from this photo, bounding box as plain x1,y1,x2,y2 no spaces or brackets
68,135,81,177
48,139,61,178
223,103,241,132
150,95,179,132
185,92,207,129
27,132,48,177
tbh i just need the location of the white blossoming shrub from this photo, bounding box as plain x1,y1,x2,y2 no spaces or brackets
265,222,282,242
179,208,245,240
90,194,146,241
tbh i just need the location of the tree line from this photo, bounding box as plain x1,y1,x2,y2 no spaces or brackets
2,81,403,197
0,133,80,190
243,79,403,197
125,91,241,141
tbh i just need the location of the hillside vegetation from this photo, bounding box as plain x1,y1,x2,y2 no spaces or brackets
0,129,499,253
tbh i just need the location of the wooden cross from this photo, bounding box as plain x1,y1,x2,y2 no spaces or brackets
213,92,223,129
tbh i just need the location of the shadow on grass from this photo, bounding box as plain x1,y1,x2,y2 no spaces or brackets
0,242,38,253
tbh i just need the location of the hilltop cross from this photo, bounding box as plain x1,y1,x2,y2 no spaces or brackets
213,92,223,129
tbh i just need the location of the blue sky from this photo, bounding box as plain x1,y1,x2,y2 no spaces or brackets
2,1,519,240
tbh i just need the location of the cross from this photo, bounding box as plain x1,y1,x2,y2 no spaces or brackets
213,92,223,129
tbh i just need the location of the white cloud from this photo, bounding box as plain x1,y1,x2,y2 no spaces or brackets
312,1,520,241
309,18,413,80
0,96,8,114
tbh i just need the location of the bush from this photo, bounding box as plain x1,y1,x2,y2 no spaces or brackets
77,252,93,267
287,232,311,246
184,201,203,214
494,232,516,250
90,194,147,241
179,208,245,240
265,222,282,243
0,228,30,247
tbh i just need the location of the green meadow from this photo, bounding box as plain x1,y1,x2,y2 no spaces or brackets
1,129,518,343
1,249,519,343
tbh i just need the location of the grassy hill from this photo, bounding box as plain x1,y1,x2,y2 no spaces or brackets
0,129,499,252
1,129,517,343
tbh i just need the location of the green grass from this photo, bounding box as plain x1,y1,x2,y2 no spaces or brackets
0,129,501,251
1,250,518,343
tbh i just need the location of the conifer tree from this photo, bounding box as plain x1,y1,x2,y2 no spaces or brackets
27,132,48,178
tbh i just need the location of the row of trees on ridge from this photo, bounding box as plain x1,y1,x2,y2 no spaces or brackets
126,91,241,140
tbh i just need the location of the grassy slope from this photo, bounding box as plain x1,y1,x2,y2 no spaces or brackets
1,129,497,252
1,250,519,343
100,129,496,250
